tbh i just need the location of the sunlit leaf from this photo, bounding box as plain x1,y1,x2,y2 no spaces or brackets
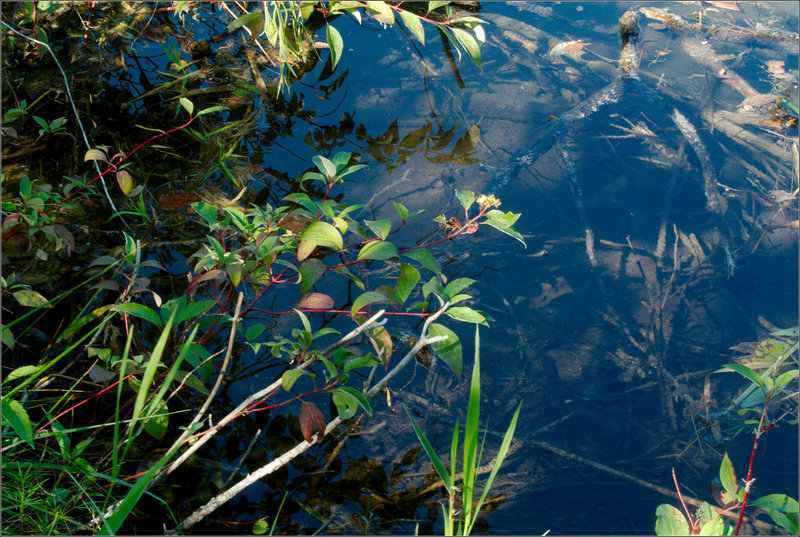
654,504,690,535
451,27,481,68
357,240,398,261
367,1,394,25
399,10,425,44
351,291,391,317
12,289,51,308
723,363,764,390
443,277,475,300
719,452,738,495
84,149,108,162
401,247,442,274
445,306,488,325
326,24,344,70
364,219,392,240
112,303,163,327
179,97,194,115
428,323,461,376
333,386,372,417
282,369,312,391
298,221,343,261
395,262,420,306
331,388,359,419
455,190,476,212
312,155,337,179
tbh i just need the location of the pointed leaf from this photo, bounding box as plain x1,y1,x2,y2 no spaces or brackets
326,24,344,70
364,219,392,240
719,452,738,495
300,400,327,442
428,323,461,376
399,10,425,44
282,369,312,391
402,247,442,274
455,190,476,212
1,397,34,447
12,289,51,308
351,291,391,317
655,504,690,536
723,363,764,390
357,240,398,261
396,262,420,306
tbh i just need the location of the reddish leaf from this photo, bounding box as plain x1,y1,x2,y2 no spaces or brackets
296,292,334,310
299,401,326,442
116,170,134,196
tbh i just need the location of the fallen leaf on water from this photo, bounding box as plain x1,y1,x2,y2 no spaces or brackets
548,40,589,58
647,22,668,30
761,117,797,130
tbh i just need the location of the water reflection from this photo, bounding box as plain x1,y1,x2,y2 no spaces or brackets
275,2,797,534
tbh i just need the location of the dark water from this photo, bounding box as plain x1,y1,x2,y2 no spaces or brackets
237,2,797,535
3,1,797,535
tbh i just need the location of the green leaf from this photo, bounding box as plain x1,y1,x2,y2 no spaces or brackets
298,221,343,261
19,175,31,198
336,386,372,417
196,105,230,116
365,219,392,240
404,405,453,490
751,494,799,513
4,365,45,383
351,291,391,317
367,1,394,25
483,209,526,247
394,201,409,221
455,190,476,212
445,306,488,325
443,277,475,300
655,504,690,536
343,354,381,374
12,289,51,308
331,388,359,419
428,323,462,376
774,369,798,391
357,240,398,261
719,452,737,495
428,1,450,13
111,303,163,327
253,520,269,534
282,369,312,391
179,97,194,115
326,24,344,70
312,155,337,179
395,262,420,306
723,363,764,390
401,247,442,274
1,397,34,447
227,9,262,31
299,258,326,295
451,27,482,68
398,10,425,44
697,513,724,535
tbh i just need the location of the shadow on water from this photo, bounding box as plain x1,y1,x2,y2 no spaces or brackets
2,1,797,534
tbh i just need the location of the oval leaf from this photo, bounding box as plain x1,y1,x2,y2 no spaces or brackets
12,289,51,308
357,240,398,261
300,221,343,250
299,258,326,295
401,247,442,274
326,24,344,70
116,170,134,196
351,291,391,317
296,292,334,310
300,400,327,442
84,149,108,162
428,323,462,377
1,397,34,447
395,262,421,306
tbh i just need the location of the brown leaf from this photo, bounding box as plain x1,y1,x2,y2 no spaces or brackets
299,401,326,442
296,292,334,310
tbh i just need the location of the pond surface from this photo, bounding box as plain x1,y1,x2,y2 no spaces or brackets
238,3,796,535
3,1,797,535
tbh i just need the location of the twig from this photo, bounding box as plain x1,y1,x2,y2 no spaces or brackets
163,309,388,476
169,303,451,533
